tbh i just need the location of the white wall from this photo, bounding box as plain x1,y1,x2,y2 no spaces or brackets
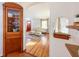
0,2,3,56
50,2,79,57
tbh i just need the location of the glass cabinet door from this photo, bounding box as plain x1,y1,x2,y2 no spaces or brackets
7,9,20,32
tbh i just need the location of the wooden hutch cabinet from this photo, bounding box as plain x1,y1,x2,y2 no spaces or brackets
3,2,23,56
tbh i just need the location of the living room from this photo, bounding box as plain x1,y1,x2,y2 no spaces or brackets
23,2,50,57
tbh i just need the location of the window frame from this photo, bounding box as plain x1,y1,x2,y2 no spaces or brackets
40,18,49,31
55,17,69,34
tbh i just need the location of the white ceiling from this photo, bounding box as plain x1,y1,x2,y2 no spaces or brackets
19,2,40,8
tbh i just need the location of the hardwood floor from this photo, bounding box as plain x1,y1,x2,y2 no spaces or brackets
7,34,49,57
25,34,49,57
26,41,49,57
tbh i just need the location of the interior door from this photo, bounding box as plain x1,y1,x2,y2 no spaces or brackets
26,21,31,32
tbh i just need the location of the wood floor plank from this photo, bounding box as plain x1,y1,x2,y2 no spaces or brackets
25,34,49,57
26,40,40,53
42,44,49,57
36,45,44,57
34,42,42,56
30,41,40,54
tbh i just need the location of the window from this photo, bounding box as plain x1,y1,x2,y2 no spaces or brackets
42,20,48,29
55,17,69,34
41,19,48,30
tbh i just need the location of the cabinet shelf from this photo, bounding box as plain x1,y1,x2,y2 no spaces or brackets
67,21,79,30
67,25,79,30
